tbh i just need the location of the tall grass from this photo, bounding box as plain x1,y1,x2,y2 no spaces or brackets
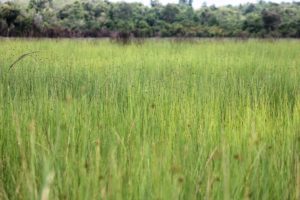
0,39,299,199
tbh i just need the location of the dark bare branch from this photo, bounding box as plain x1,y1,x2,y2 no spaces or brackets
8,51,39,70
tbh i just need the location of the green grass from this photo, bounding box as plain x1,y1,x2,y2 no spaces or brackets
0,39,299,200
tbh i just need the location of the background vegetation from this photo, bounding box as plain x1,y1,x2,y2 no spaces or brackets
1,0,300,38
0,39,299,199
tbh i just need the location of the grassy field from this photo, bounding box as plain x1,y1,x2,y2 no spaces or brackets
0,39,299,200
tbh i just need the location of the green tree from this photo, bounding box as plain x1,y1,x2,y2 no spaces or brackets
262,10,281,32
197,9,219,26
0,2,21,26
28,0,53,13
243,13,263,35
150,0,160,7
160,4,180,23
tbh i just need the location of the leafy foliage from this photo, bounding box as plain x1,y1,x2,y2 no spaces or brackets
1,0,300,37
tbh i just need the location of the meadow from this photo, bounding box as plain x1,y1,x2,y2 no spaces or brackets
0,39,299,200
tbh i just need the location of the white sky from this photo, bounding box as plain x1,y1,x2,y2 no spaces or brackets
109,0,297,8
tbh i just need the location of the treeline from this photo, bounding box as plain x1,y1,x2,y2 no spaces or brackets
1,0,300,38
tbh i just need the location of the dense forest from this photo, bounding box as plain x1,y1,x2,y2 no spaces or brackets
1,0,300,38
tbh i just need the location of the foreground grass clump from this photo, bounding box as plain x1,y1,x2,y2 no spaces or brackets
0,39,299,200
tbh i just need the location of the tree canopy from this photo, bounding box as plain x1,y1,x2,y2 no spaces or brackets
1,0,300,38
